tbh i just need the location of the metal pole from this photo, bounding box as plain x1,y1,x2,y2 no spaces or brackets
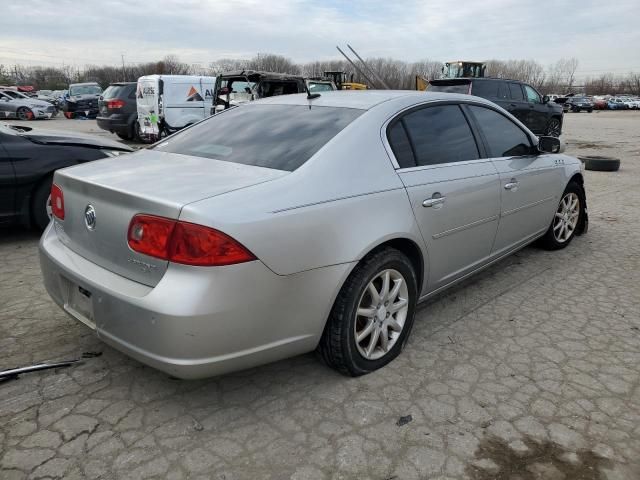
347,44,391,90
336,46,377,88
0,359,80,381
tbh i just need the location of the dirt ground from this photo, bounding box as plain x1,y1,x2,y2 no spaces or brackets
1,110,639,479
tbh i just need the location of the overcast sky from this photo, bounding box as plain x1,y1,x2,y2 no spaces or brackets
1,0,639,78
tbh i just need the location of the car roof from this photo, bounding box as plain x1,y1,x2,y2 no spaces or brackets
70,82,100,87
221,70,304,80
430,77,524,83
255,90,485,110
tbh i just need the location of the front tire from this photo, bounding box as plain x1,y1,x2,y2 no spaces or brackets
17,107,34,120
538,181,585,250
318,248,418,376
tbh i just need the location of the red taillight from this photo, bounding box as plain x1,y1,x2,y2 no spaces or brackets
127,214,256,267
107,99,125,109
127,214,175,260
51,184,65,220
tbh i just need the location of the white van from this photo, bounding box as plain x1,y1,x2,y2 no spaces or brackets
136,74,216,138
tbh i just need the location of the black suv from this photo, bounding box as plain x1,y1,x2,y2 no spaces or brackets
97,82,139,140
565,96,594,113
63,82,102,118
428,78,564,137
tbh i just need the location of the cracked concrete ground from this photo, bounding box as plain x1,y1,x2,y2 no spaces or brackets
1,111,639,479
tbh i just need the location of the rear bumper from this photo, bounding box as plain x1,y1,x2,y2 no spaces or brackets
96,115,132,133
39,223,350,379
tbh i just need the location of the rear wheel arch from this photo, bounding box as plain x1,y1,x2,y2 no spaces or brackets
316,236,425,347
368,237,425,296
322,237,425,328
567,173,588,235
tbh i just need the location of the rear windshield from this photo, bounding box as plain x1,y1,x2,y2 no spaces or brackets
102,85,132,99
470,81,499,98
428,82,470,94
69,85,102,96
154,104,363,171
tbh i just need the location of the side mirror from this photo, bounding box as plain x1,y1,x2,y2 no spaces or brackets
538,136,562,154
542,95,550,104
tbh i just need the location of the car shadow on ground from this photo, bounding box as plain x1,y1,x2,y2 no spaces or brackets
0,225,42,244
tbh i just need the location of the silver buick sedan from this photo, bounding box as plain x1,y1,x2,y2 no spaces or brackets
40,91,588,379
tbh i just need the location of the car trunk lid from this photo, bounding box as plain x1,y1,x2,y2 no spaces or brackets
53,149,288,286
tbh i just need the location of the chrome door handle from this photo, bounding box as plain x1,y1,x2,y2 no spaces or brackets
504,180,519,190
423,196,446,208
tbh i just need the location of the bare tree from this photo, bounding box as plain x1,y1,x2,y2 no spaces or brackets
562,57,579,90
246,53,300,74
3,53,637,96
157,55,190,75
624,72,640,95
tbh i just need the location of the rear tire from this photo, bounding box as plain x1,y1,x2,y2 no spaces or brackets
133,117,141,142
538,181,585,250
318,248,418,376
116,131,132,141
31,176,53,231
17,107,34,120
545,117,562,137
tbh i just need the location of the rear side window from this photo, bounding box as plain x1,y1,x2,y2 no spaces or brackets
427,82,470,94
401,105,479,166
508,83,525,101
387,122,415,168
470,81,498,98
496,82,510,99
467,106,532,157
155,104,363,171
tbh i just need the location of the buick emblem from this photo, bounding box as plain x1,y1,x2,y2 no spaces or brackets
84,204,96,230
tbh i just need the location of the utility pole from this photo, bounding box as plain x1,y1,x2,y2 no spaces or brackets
121,54,126,81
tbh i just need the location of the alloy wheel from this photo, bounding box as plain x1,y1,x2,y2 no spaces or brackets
553,192,579,243
17,108,31,120
546,118,561,137
354,269,409,360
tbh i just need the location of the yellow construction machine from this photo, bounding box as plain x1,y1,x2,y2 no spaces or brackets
324,71,368,90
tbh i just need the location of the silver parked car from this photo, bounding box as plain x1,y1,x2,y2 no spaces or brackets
40,91,588,379
0,90,57,120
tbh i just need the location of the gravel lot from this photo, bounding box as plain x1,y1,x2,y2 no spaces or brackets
1,111,639,479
